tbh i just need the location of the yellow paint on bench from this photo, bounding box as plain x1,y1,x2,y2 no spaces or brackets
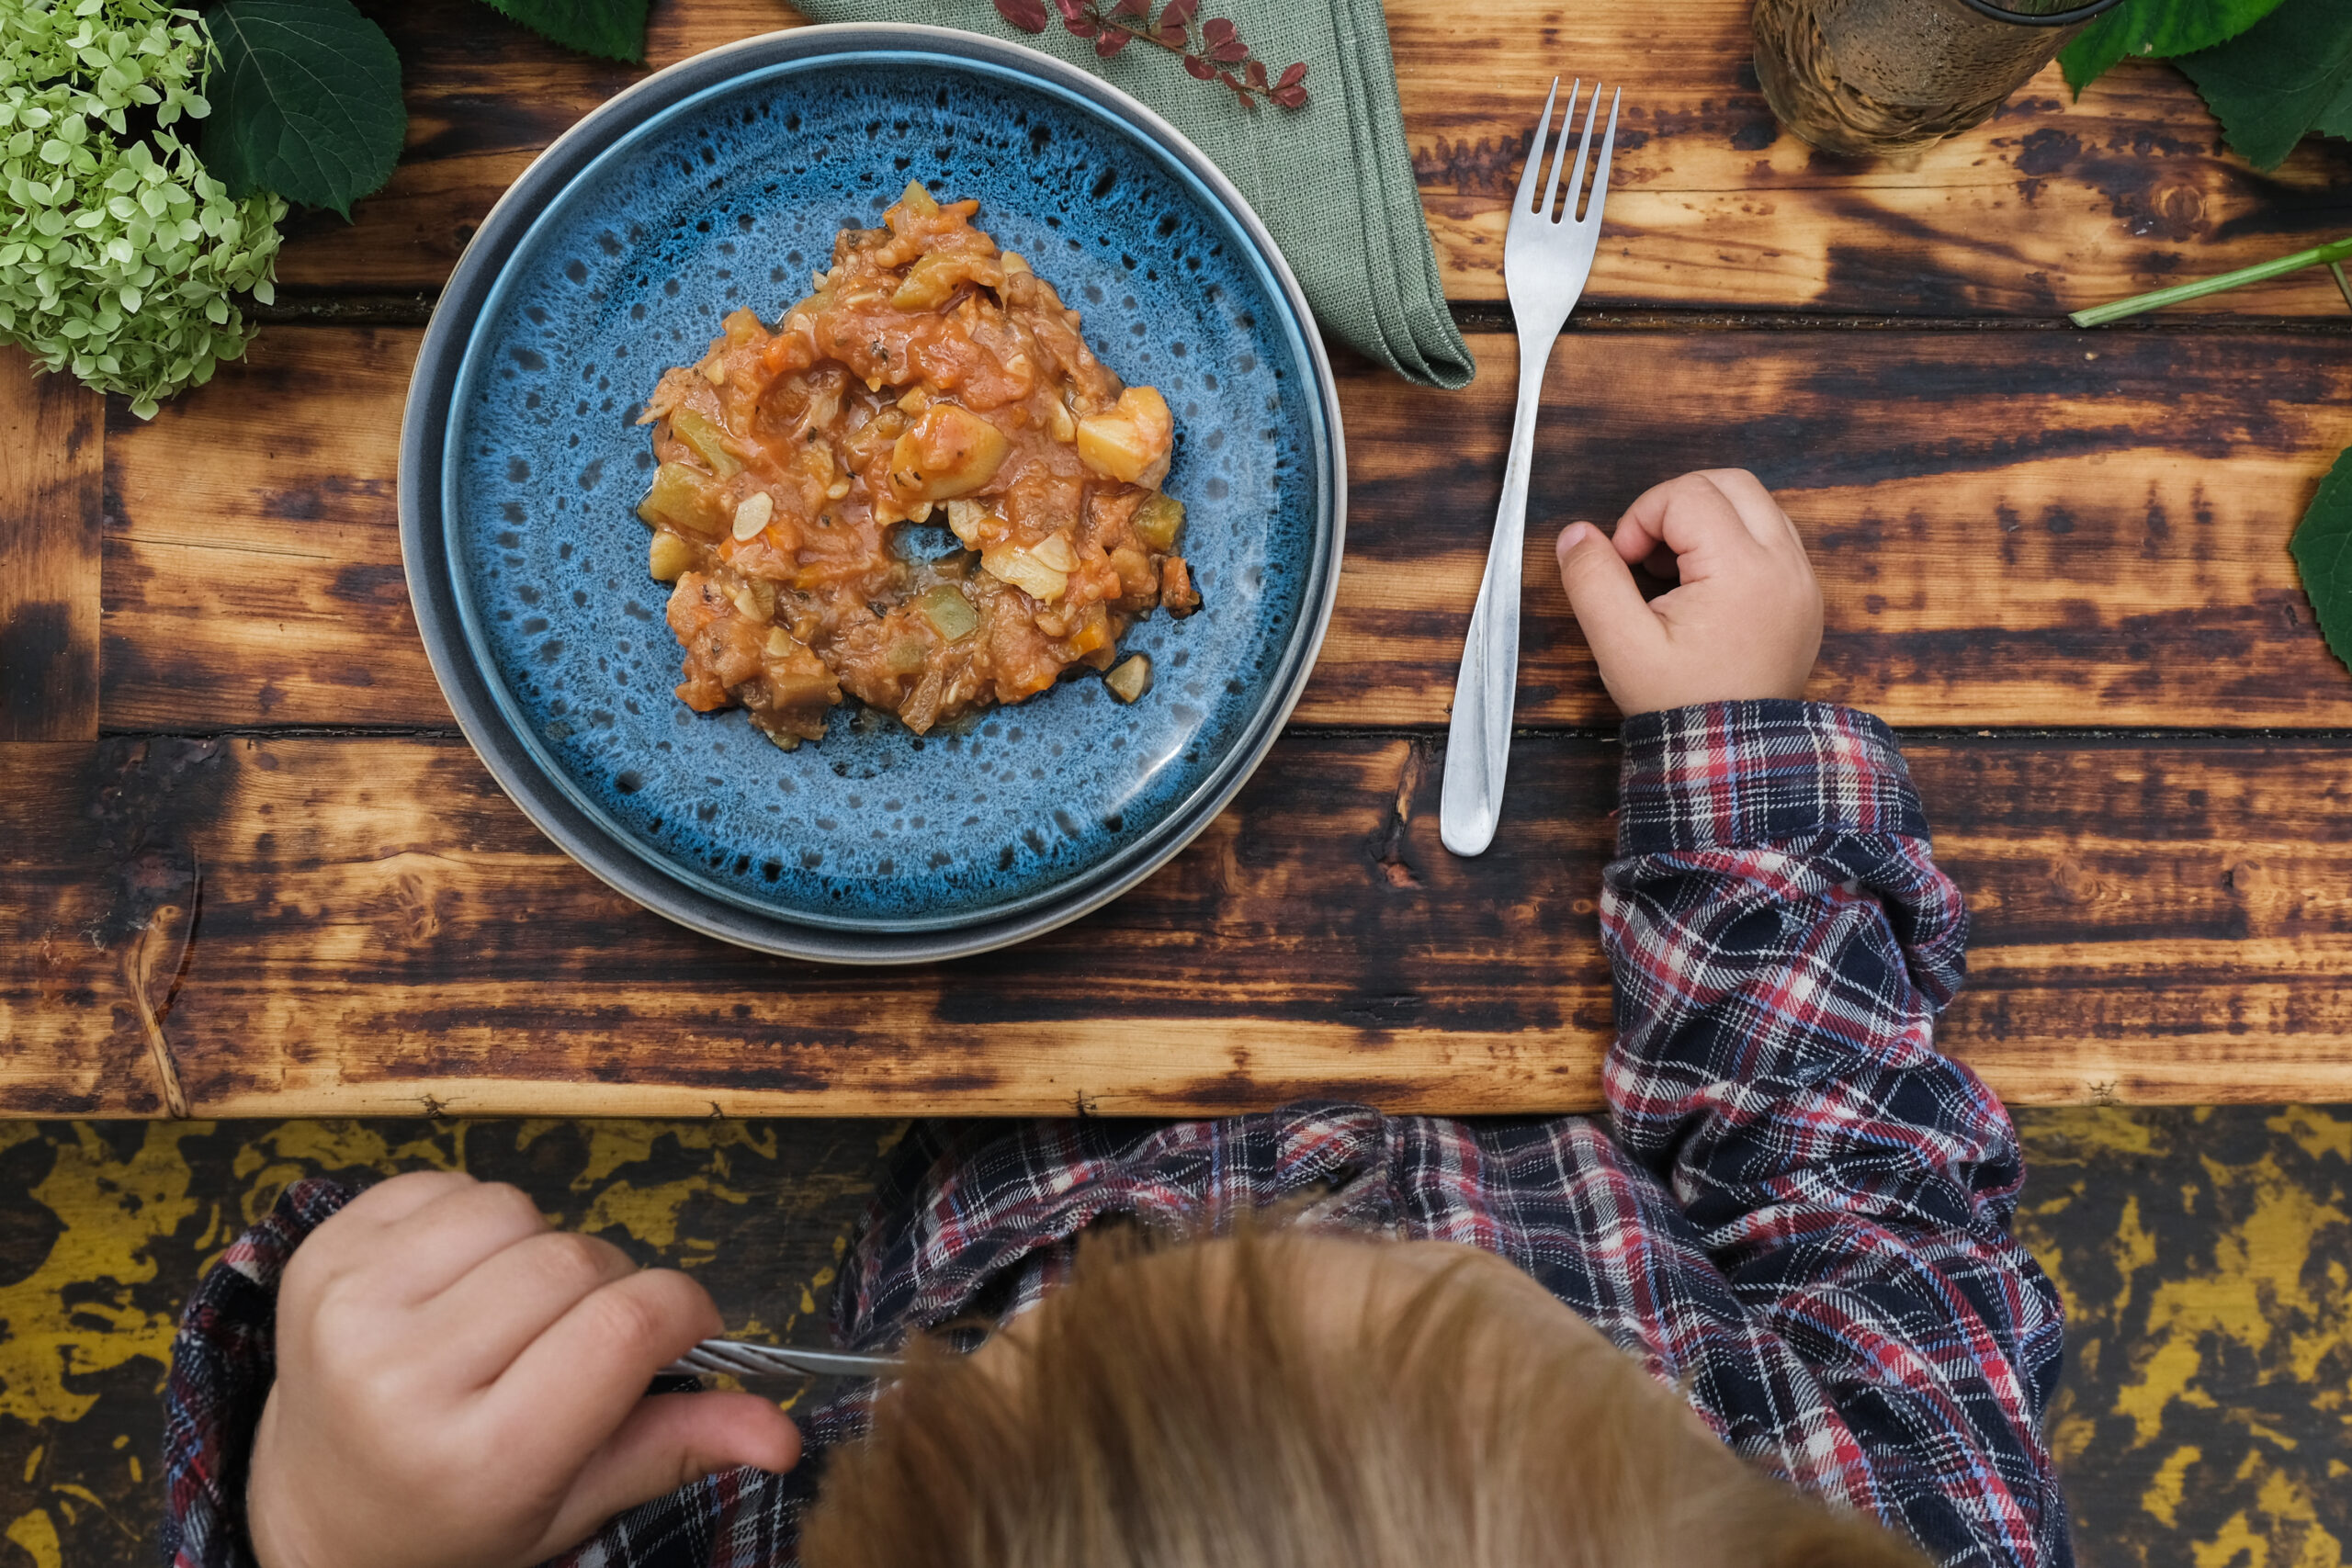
0,1126,207,1425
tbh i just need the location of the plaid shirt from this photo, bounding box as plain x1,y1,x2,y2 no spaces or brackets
162,700,2069,1568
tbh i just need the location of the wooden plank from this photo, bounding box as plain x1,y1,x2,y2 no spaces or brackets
1324,330,2352,728
101,326,2352,732
6,731,2351,1116
98,328,424,728
0,348,105,741
265,0,2352,317
1399,17,2352,318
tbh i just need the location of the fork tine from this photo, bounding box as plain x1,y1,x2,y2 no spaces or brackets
1564,82,1601,224
1582,87,1622,225
1542,80,1580,222
1514,76,1558,220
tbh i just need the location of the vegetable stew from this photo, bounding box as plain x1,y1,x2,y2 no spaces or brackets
634,184,1199,749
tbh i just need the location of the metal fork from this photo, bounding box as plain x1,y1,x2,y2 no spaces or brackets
662,1338,900,1381
1439,79,1621,858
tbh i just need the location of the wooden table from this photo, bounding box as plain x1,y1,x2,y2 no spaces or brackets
6,0,2352,1118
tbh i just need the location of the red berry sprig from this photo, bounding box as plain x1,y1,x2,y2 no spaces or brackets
994,0,1309,109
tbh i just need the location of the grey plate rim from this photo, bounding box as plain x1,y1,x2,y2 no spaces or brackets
397,22,1347,965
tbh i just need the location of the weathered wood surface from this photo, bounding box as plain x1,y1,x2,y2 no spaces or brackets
17,0,2352,1117
275,0,2352,317
6,731,2351,1116
100,330,417,729
0,348,105,741
102,325,2352,733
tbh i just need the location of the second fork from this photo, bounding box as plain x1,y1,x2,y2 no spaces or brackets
1438,78,1620,858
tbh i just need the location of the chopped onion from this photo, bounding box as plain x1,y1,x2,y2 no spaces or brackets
729,581,775,623
981,541,1068,603
944,499,995,547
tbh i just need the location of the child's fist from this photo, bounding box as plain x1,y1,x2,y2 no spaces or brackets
1555,468,1822,717
246,1171,800,1568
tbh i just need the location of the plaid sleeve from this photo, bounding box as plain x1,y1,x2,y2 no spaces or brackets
1601,700,2069,1566
161,1177,356,1568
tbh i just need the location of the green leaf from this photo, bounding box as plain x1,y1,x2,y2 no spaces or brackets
2290,445,2352,679
2175,0,2352,169
2060,5,2158,95
2314,70,2352,139
474,0,651,64
2059,0,2292,94
201,0,404,220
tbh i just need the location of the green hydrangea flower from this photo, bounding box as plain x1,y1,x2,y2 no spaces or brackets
1,1,283,418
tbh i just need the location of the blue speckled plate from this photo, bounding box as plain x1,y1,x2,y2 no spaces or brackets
400,26,1343,963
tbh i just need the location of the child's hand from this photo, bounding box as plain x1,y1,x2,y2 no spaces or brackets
246,1171,800,1568
1554,468,1823,717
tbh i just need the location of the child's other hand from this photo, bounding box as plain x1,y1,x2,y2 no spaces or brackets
247,1171,800,1568
1554,468,1823,717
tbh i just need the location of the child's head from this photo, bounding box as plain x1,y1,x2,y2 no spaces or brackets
803,1226,1924,1568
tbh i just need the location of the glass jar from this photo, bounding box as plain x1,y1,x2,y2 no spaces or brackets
1752,0,2125,158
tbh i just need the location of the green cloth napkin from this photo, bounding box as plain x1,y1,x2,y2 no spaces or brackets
786,0,1474,388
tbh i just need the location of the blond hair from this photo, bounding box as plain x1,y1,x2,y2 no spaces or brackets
802,1226,1925,1568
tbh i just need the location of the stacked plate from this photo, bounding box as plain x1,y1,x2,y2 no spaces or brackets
399,25,1343,962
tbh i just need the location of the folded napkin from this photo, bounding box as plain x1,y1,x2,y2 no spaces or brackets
787,0,1474,388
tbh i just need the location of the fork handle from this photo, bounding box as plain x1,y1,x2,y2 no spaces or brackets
662,1339,900,1380
1440,330,1559,857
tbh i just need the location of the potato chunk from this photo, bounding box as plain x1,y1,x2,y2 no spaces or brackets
649,531,698,581
1076,386,1173,489
1105,653,1151,703
888,402,1011,502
